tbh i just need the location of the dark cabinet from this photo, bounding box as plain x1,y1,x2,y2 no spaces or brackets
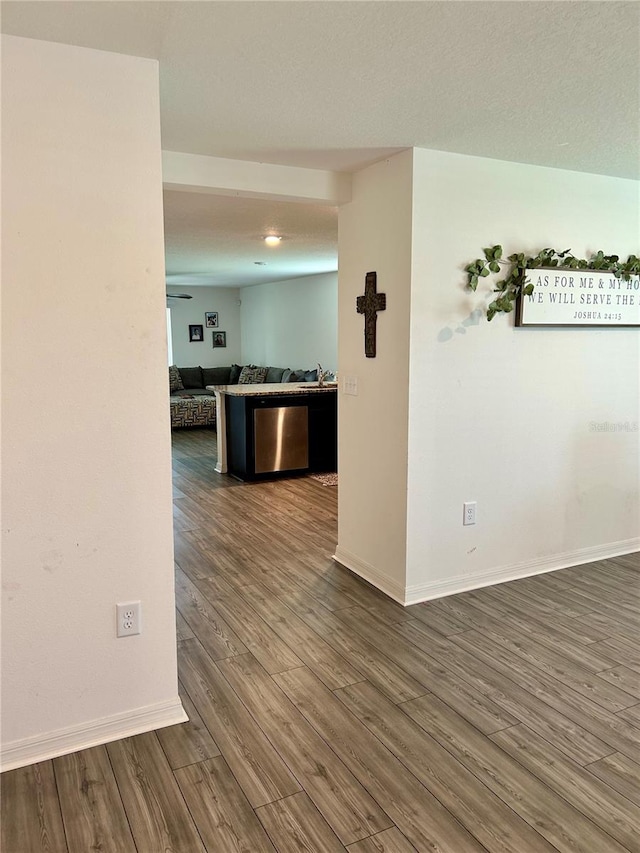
225,391,337,481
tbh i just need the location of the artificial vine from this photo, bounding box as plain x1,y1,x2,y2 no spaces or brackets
465,247,640,321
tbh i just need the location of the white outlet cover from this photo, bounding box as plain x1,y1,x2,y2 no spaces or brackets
463,501,477,525
116,601,141,637
343,376,358,396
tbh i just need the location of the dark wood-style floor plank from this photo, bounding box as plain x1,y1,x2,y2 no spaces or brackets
274,666,487,853
404,599,470,636
508,569,573,592
563,585,639,633
175,565,248,660
453,623,635,713
251,555,365,615
256,792,348,853
277,589,429,703
498,577,594,618
453,590,618,671
219,652,392,845
341,605,610,764
174,529,216,581
574,609,638,644
598,666,640,701
591,635,640,674
53,745,136,853
175,606,196,642
480,580,591,622
178,637,302,808
346,827,418,852
156,682,221,770
564,572,640,613
586,752,640,806
335,606,449,688
392,619,519,733
1,760,69,853
311,566,413,626
617,703,640,727
175,756,277,852
463,585,611,645
336,680,556,853
490,723,640,851
244,581,365,690
196,573,304,674
173,501,198,532
403,694,629,853
610,554,640,574
453,629,640,765
106,731,206,852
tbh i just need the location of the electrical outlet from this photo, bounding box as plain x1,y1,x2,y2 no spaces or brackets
343,376,358,396
463,501,477,526
116,601,141,637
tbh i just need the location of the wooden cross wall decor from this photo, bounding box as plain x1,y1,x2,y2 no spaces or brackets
356,271,386,357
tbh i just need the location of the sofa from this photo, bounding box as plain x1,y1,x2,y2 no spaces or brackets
169,364,324,428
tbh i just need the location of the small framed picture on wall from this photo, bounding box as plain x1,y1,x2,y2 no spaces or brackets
205,312,218,328
189,324,204,342
212,331,227,348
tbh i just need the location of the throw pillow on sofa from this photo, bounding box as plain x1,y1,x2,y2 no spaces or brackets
266,366,286,383
287,369,307,382
201,366,232,386
238,365,268,384
229,363,243,384
169,365,184,392
178,366,204,389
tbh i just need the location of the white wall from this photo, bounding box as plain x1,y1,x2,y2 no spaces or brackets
1,36,184,769
406,148,640,601
168,286,241,367
335,153,414,600
240,273,338,371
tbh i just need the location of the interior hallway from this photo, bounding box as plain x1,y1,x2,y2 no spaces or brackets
2,427,639,852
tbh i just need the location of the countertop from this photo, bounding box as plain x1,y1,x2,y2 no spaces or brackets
207,382,338,397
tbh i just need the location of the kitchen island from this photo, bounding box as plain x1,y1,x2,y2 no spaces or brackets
209,383,338,481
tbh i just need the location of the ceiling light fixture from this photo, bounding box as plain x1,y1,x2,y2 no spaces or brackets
263,235,282,246
254,261,267,265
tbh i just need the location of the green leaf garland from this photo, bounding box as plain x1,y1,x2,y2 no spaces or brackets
464,247,640,321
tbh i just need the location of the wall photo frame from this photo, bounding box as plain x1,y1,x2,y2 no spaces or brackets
212,331,227,348
205,312,219,328
189,324,204,342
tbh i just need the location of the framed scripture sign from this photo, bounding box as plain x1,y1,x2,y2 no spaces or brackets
516,269,640,327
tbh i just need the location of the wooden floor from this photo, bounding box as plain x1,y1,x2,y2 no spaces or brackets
3,427,640,852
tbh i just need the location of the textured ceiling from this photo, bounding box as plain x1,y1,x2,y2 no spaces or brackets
164,191,337,288
3,1,638,287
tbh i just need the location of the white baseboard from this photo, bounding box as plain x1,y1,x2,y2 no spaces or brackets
333,546,406,604
404,537,640,605
1,697,187,772
334,539,639,606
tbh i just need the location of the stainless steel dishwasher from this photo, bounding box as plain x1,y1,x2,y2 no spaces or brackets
253,405,309,474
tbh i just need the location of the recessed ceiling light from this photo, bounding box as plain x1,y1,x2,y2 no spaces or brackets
264,235,282,246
